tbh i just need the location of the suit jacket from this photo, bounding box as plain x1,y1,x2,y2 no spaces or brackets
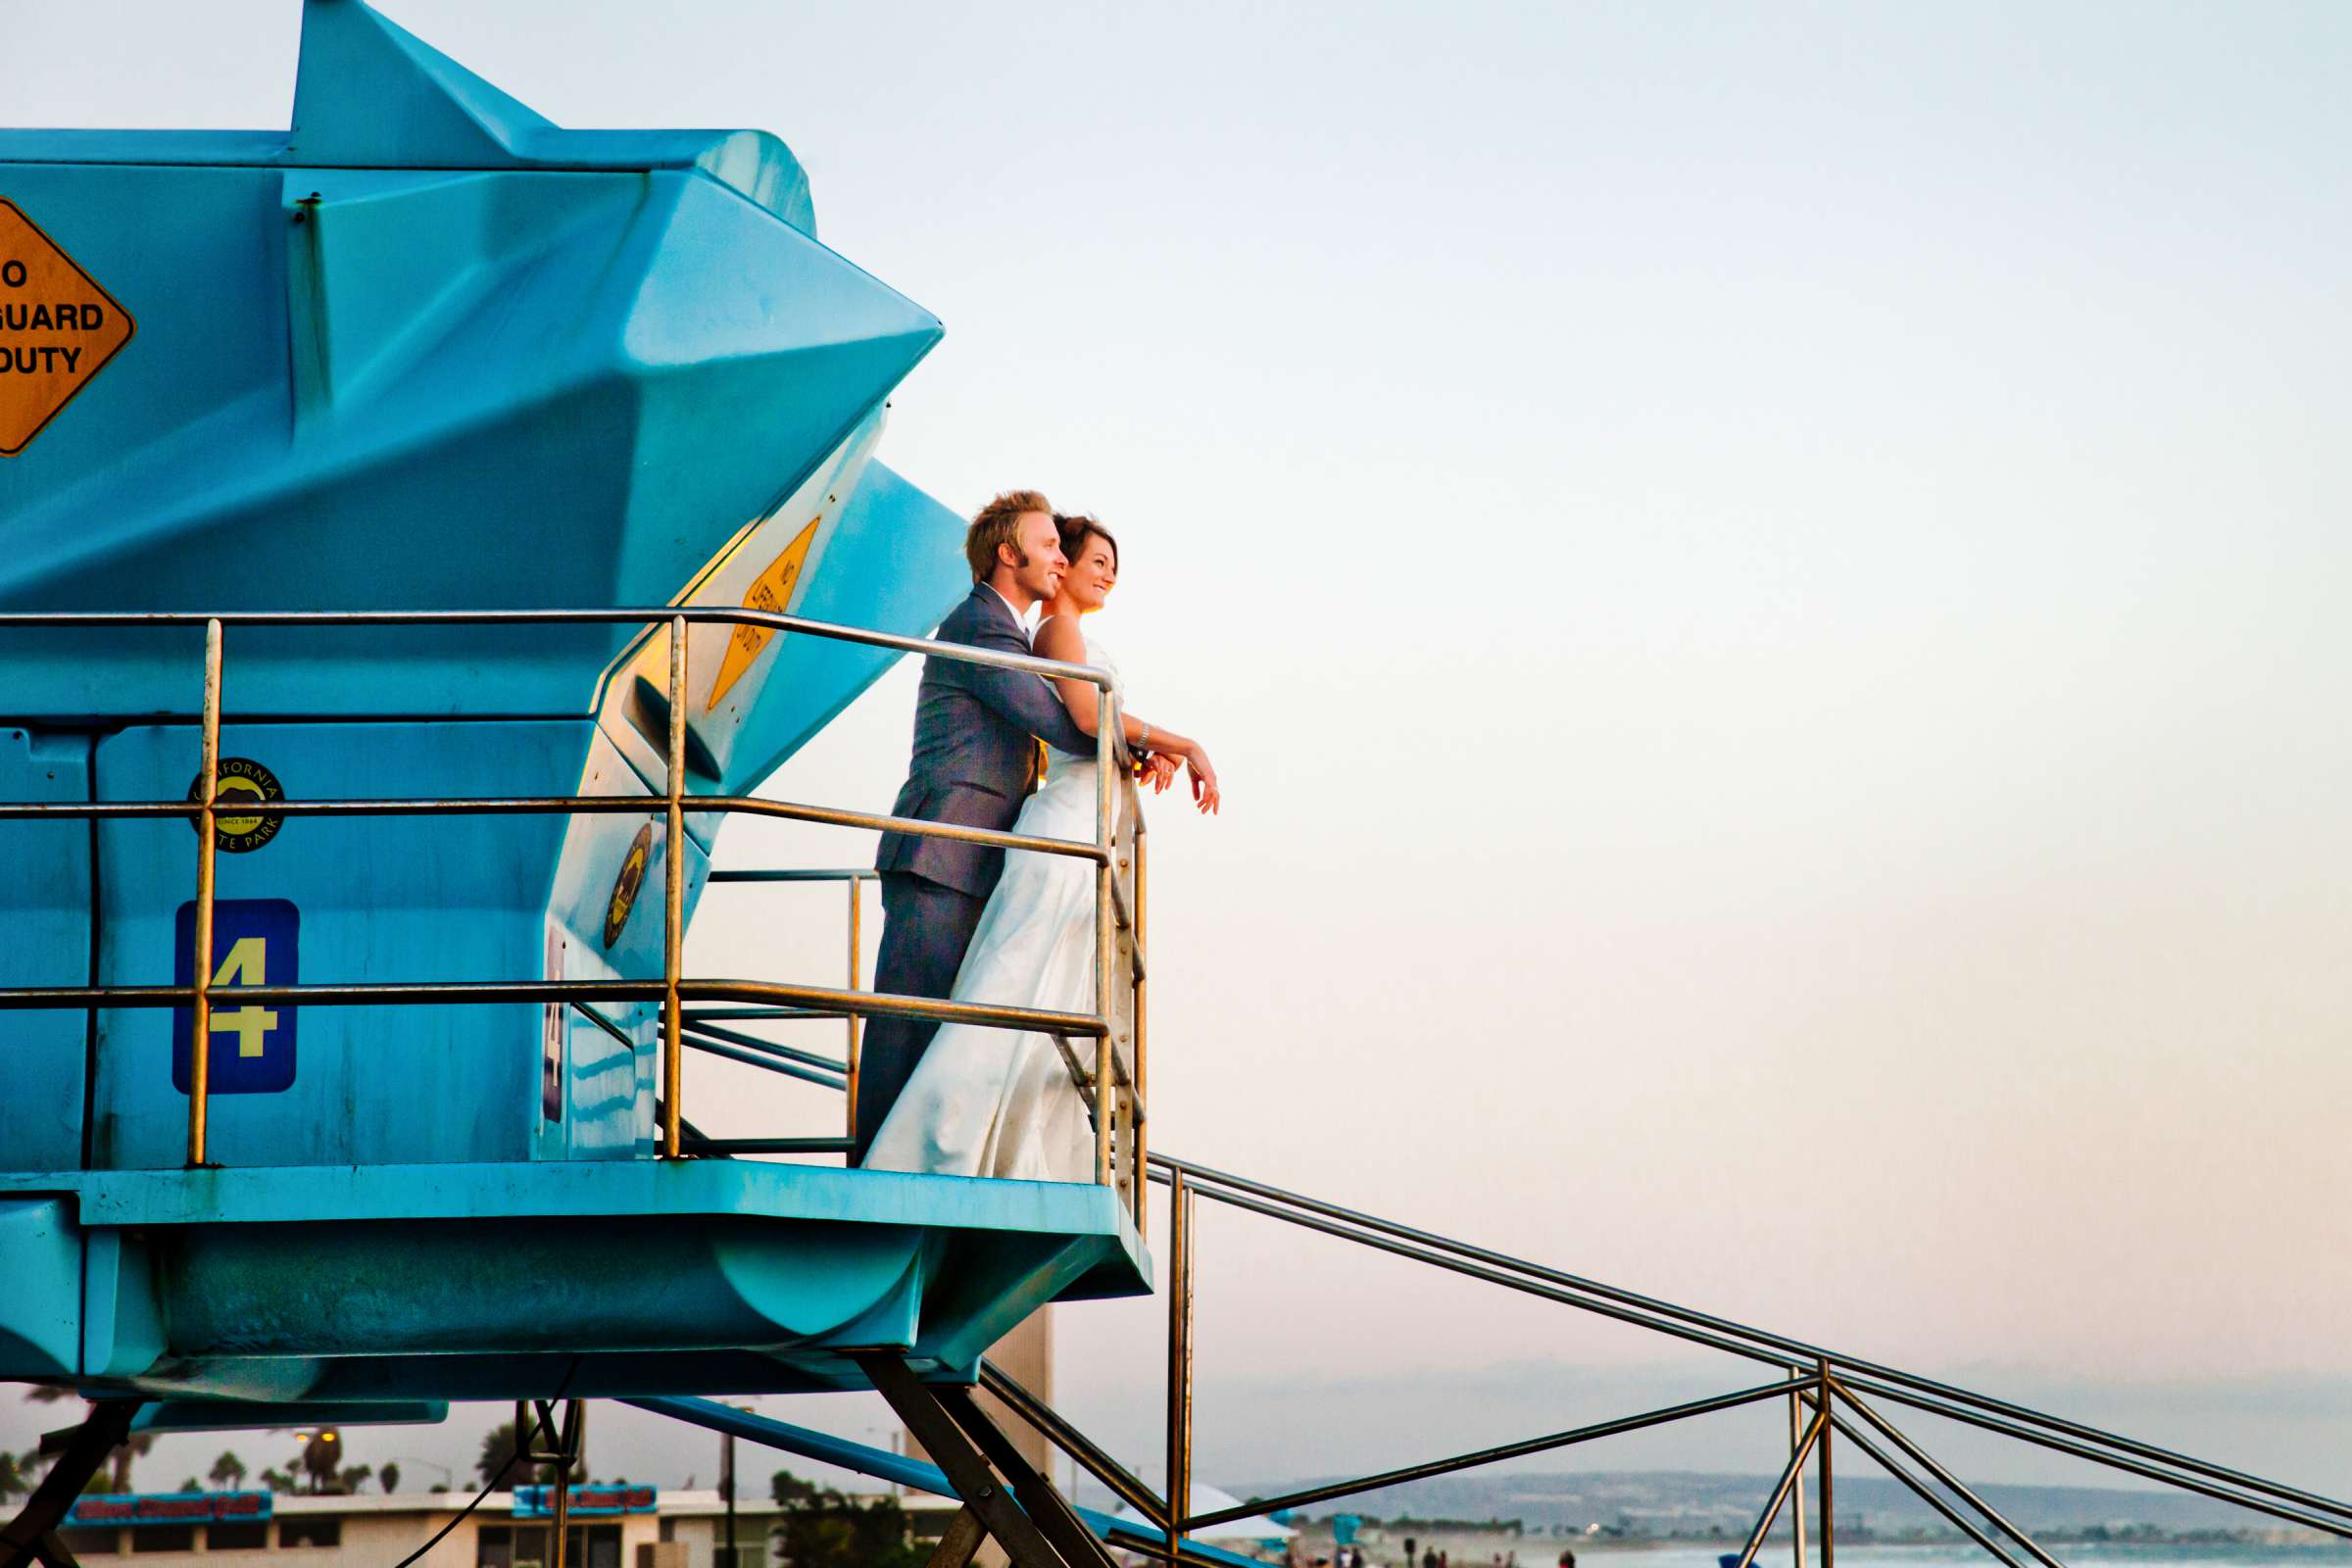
876,585,1095,899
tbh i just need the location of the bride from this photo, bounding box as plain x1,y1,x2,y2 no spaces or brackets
860,513,1219,1181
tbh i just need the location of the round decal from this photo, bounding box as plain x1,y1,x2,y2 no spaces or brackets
604,823,654,949
187,757,284,854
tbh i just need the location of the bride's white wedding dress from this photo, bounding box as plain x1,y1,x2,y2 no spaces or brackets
860,637,1119,1182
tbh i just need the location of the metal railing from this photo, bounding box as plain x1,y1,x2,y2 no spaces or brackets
0,607,1149,1218
1075,1153,2352,1564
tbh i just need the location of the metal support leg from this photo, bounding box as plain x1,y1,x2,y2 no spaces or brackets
1817,1361,1836,1568
517,1399,584,1568
547,1400,577,1568
1164,1171,1195,1555
0,1401,141,1568
856,1353,1081,1568
1732,1405,1824,1568
1788,1368,1808,1568
925,1508,987,1568
936,1385,1120,1568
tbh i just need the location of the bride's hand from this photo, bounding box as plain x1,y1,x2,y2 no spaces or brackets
1145,753,1181,793
1184,745,1220,814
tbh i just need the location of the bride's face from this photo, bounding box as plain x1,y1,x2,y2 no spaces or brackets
1064,535,1118,611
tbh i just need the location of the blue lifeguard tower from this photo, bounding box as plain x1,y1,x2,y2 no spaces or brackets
0,8,1154,1567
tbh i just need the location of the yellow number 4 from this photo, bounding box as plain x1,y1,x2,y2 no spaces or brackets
208,936,277,1058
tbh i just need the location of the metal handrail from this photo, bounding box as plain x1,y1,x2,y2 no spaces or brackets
0,976,1102,1032
1145,1152,2352,1529
0,795,1107,860
0,605,1148,1219
1128,1152,2352,1554
0,606,1119,687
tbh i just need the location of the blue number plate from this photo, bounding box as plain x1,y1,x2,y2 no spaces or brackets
172,899,300,1095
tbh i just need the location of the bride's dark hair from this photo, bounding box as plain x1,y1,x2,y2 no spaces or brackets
1054,512,1118,569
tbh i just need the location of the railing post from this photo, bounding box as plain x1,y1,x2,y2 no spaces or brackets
662,615,687,1159
1164,1168,1195,1556
844,874,862,1147
547,1404,575,1568
186,617,223,1168
1818,1359,1836,1568
1133,818,1149,1237
1093,683,1115,1188
1789,1365,1808,1568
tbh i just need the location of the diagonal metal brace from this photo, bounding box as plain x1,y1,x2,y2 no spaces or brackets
934,1383,1121,1568
1731,1402,1826,1568
924,1507,987,1568
1820,1405,2029,1568
855,1352,1084,1568
1830,1379,2061,1568
978,1358,1166,1526
0,1400,142,1568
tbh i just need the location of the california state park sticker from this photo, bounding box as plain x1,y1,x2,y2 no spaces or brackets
187,757,285,854
0,200,134,456
604,823,654,948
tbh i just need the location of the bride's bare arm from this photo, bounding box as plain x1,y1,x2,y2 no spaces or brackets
1034,615,1219,812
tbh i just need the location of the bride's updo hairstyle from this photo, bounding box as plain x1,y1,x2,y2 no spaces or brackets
1054,513,1118,568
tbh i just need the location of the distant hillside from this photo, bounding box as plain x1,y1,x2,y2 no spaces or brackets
1214,1471,2307,1539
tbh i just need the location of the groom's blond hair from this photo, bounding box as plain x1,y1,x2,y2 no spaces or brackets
966,490,1054,582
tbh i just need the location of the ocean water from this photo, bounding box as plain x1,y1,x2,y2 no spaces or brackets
1391,1546,2352,1568
1313,1541,2352,1568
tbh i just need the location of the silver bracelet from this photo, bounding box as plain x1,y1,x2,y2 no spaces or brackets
1137,722,1152,750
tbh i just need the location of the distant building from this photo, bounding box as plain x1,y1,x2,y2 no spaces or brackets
55,1486,960,1568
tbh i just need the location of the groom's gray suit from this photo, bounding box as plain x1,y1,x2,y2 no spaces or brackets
856,584,1093,1162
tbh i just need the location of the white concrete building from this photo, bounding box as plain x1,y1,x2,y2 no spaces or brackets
57,1487,959,1568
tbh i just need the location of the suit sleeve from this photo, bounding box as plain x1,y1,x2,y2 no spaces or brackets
959,621,1096,754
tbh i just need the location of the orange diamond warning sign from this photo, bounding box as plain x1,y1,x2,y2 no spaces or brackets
707,516,822,710
0,200,134,457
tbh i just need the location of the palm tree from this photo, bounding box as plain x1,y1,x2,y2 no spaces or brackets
476,1423,521,1489
337,1464,373,1495
378,1462,402,1496
209,1451,248,1491
299,1430,341,1494
107,1434,153,1493
0,1451,26,1504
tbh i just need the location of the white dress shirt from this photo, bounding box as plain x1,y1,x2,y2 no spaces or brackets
985,584,1043,646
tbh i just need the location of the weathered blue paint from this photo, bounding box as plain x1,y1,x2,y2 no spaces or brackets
0,727,90,1174
0,1162,1147,1398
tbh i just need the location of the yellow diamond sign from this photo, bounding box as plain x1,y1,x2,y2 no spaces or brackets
0,200,134,457
707,516,822,710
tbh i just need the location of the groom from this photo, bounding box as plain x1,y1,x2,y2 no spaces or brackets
855,489,1097,1162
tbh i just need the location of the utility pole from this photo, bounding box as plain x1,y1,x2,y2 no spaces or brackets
720,1428,736,1568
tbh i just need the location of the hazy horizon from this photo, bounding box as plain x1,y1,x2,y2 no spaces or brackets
3,0,2347,1515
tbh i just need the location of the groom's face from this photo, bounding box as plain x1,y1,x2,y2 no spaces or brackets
1004,510,1067,602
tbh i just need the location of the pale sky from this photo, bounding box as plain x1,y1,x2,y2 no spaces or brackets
4,0,2348,1509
